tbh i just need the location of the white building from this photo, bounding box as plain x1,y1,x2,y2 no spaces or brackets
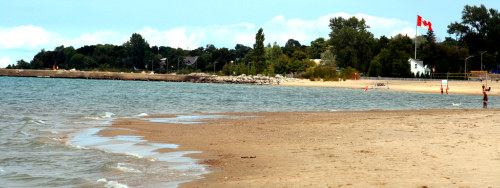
408,58,430,76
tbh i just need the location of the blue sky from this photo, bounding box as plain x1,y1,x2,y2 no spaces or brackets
1,0,499,67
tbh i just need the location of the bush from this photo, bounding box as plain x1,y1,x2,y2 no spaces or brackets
299,65,338,81
339,67,358,80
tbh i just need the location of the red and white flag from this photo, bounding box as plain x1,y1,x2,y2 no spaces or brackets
417,15,433,31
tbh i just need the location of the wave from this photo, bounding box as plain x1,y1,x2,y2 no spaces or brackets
103,112,114,119
115,163,141,173
51,137,89,150
137,113,148,117
96,178,129,188
84,112,115,120
123,152,157,162
29,119,46,125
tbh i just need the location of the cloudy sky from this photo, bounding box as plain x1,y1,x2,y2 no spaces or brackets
1,0,498,68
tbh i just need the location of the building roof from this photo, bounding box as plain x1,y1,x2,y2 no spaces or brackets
184,56,198,66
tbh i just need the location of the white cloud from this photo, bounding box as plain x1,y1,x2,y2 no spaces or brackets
63,30,128,47
137,27,200,49
0,25,61,49
0,57,12,68
263,14,329,46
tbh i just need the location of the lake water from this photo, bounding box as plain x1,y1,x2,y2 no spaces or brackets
0,76,495,187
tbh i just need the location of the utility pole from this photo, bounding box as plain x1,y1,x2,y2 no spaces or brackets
465,55,474,80
480,51,487,71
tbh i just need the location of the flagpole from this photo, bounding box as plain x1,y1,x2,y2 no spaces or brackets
415,14,417,59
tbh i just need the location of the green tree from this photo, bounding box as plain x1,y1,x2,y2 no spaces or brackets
69,53,97,70
268,42,283,62
373,35,389,57
388,34,413,55
283,39,302,57
291,50,308,61
307,37,327,59
252,28,266,74
329,16,375,73
321,46,336,68
14,60,31,69
424,30,436,43
124,33,150,69
448,4,499,53
371,49,411,77
235,44,252,59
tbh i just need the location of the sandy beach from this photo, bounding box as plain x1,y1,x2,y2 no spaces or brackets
97,109,500,187
280,79,500,96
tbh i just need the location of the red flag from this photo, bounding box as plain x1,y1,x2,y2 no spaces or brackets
417,15,433,31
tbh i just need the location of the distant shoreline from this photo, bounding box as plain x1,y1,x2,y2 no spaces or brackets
0,69,211,83
0,69,282,84
2,69,498,96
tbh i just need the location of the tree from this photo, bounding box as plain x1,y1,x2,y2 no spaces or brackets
321,46,336,68
448,4,499,53
267,42,283,62
14,60,31,69
424,30,436,44
69,53,97,70
291,50,308,61
307,37,327,59
373,35,389,56
251,28,266,74
329,16,375,73
368,35,413,77
283,39,302,57
389,34,413,55
31,49,56,69
235,44,252,59
124,33,150,69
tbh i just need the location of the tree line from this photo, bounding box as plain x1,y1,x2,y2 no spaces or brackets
7,4,500,80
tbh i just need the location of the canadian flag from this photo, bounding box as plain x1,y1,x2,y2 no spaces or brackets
417,15,433,31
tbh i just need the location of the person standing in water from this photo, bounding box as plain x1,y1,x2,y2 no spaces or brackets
483,91,488,109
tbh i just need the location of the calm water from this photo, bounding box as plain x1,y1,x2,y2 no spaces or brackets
0,76,496,187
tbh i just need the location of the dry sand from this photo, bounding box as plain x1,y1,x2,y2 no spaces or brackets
98,109,500,187
280,79,500,96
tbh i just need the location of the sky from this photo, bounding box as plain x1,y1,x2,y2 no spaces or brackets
1,0,499,68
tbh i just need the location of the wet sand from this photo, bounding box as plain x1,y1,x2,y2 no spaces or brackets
98,109,500,187
280,79,500,96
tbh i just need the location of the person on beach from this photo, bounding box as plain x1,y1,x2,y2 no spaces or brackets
446,85,449,94
483,91,488,109
441,85,443,94
482,84,485,91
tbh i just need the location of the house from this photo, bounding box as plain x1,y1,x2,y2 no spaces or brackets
408,58,430,76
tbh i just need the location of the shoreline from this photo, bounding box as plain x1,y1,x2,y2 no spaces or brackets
280,79,500,96
98,109,500,187
3,69,499,96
